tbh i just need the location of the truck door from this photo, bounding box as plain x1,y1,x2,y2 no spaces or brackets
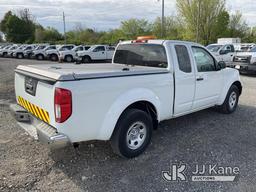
191,46,223,109
173,44,196,115
92,46,106,60
218,44,234,62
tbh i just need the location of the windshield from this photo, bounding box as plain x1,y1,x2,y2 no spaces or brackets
206,45,222,52
45,46,56,50
114,44,168,68
36,45,46,50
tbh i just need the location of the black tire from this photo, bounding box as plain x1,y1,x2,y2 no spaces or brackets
51,54,58,61
218,85,239,114
110,109,153,158
3,52,7,57
36,54,44,60
82,56,91,63
65,55,73,62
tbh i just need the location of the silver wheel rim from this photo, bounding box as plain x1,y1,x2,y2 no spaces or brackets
126,121,147,150
229,91,237,109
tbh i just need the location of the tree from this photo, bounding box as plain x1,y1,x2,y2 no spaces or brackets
212,10,230,40
152,16,183,39
0,9,35,43
120,19,152,39
176,0,226,45
228,11,248,38
0,11,13,33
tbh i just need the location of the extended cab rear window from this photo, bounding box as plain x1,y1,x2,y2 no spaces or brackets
114,44,168,68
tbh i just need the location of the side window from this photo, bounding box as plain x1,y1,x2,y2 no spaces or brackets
108,46,115,51
76,47,83,51
192,47,216,72
94,46,105,52
223,45,231,53
175,45,192,73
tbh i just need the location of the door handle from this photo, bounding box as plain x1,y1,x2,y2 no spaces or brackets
196,77,204,81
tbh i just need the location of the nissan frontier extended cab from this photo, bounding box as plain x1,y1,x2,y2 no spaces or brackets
11,37,242,158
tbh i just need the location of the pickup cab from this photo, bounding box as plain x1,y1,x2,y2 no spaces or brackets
76,45,115,63
46,45,75,61
32,45,51,60
58,45,91,62
206,44,236,62
11,38,242,158
13,45,35,59
0,45,12,57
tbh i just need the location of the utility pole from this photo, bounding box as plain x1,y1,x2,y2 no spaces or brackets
196,0,201,43
63,12,66,44
161,0,165,38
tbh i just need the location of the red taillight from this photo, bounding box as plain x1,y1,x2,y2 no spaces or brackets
54,88,72,123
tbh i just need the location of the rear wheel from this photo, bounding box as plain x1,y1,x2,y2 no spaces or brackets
65,55,73,62
51,54,58,61
82,56,91,63
110,109,153,158
37,54,44,60
218,85,239,114
3,52,7,57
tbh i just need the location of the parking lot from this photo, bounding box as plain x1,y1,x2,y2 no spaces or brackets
0,57,256,192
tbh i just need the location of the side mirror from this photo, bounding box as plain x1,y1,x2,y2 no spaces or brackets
217,61,226,70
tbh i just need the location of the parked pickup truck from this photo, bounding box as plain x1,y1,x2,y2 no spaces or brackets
13,45,35,59
11,38,242,158
58,45,91,62
206,44,236,62
227,46,256,74
32,45,55,60
76,45,115,63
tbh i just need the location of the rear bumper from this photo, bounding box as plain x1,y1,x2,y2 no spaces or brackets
10,104,70,149
227,62,256,73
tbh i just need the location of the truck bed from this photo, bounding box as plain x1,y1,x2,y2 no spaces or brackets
16,63,169,82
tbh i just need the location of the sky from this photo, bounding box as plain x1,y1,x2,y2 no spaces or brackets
0,0,256,33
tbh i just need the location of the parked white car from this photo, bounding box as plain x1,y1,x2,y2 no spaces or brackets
7,45,19,57
46,45,75,61
0,45,12,57
33,45,55,60
76,45,115,63
11,38,242,158
206,44,236,62
13,45,35,59
58,45,91,62
228,46,256,74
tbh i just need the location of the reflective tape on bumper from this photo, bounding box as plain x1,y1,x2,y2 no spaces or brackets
17,96,50,124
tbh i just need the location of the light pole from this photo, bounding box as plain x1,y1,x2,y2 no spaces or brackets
63,12,66,44
161,0,165,38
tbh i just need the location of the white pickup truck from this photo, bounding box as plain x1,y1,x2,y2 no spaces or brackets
11,38,242,158
58,45,91,62
228,46,256,74
76,45,115,63
206,44,236,62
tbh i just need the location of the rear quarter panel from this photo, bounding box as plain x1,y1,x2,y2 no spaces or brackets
56,73,174,142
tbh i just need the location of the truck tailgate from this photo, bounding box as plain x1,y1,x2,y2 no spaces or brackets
15,72,55,125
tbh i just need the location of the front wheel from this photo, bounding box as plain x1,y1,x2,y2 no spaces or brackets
110,109,153,158
218,85,239,114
